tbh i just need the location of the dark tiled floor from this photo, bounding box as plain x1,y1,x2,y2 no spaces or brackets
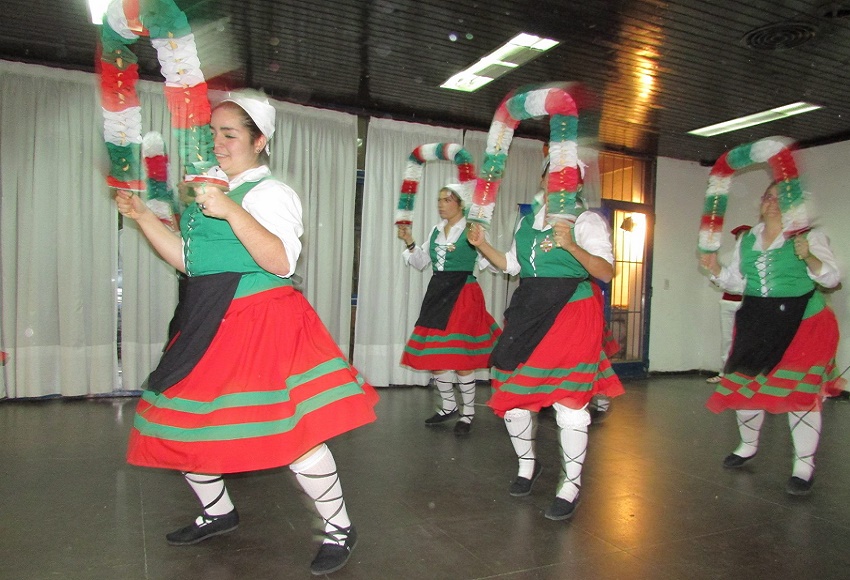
2,375,850,579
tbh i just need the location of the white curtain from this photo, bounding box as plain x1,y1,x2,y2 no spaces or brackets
0,61,358,398
353,118,463,386
266,101,359,352
0,61,119,398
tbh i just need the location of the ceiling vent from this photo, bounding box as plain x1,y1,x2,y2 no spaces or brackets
742,22,818,50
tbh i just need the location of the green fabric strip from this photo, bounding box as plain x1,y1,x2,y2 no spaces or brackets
135,382,367,442
285,358,364,390
404,345,494,356
703,195,728,216
408,326,500,344
727,143,754,169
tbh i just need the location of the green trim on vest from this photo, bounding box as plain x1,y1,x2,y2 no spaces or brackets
180,176,293,298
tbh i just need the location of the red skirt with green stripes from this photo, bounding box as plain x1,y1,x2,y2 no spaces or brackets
488,294,624,418
707,306,843,414
127,286,379,474
400,281,501,371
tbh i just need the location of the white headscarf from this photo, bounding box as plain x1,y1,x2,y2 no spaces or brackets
219,90,276,155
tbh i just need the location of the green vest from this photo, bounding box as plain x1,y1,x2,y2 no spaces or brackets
180,177,292,298
427,224,478,272
739,231,824,318
514,214,592,301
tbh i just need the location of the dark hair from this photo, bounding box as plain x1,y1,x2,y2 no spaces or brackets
214,101,269,164
440,187,463,207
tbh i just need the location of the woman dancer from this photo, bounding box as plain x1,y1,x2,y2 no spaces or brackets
116,91,377,575
700,182,841,495
398,183,501,435
468,168,624,520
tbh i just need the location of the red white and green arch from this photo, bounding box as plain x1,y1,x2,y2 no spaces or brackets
394,143,476,226
99,0,214,222
698,136,809,253
466,82,594,227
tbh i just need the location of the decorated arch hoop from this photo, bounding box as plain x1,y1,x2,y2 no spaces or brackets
698,136,808,253
466,82,596,227
394,143,477,226
99,0,215,223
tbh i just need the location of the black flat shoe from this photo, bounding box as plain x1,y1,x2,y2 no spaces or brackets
544,496,580,521
166,509,239,546
310,526,357,575
722,453,756,469
509,461,542,497
786,476,814,496
424,409,458,425
453,418,472,436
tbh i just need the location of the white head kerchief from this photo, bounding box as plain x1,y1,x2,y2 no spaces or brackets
219,90,276,155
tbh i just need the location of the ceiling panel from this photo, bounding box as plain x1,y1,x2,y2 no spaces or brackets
2,0,850,163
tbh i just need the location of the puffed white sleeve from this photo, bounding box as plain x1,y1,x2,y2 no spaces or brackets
241,179,303,278
574,211,614,265
403,226,434,271
806,229,841,288
499,230,522,276
710,238,745,294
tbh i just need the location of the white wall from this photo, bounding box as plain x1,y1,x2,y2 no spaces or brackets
650,141,850,375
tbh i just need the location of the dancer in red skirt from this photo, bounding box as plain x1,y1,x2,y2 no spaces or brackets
700,183,841,496
397,184,501,435
115,91,377,575
468,168,624,521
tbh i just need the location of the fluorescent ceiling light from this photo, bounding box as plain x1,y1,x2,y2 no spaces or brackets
89,0,110,25
441,33,560,93
688,102,823,137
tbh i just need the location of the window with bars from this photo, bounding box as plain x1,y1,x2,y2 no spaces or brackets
598,152,653,370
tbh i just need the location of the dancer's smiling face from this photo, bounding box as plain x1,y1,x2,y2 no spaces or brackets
211,103,267,178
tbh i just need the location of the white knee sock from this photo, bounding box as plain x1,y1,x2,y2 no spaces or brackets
554,403,590,502
432,371,458,414
183,473,235,517
457,374,476,422
504,408,536,478
733,410,765,458
290,444,352,544
789,410,821,481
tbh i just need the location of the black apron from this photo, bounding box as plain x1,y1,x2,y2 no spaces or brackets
724,290,814,377
414,271,472,330
145,272,242,394
489,277,583,372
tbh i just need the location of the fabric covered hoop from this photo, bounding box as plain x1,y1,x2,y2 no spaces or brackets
698,136,808,253
394,143,477,226
466,82,595,227
99,0,214,215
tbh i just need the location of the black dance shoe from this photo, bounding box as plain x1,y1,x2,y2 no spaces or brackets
310,526,358,575
453,415,473,436
424,409,458,425
166,509,240,545
508,461,542,497
722,453,756,469
786,476,814,496
544,496,580,521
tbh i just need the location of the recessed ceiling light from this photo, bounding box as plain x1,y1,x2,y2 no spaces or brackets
441,33,560,93
687,102,823,137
